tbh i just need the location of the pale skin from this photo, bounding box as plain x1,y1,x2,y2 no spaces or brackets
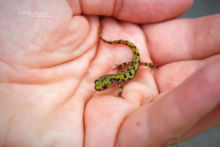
0,0,220,147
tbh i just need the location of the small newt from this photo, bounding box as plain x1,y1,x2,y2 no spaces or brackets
95,28,156,97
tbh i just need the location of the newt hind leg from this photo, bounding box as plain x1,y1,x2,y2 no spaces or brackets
114,62,157,71
112,80,124,97
140,62,157,69
114,62,131,70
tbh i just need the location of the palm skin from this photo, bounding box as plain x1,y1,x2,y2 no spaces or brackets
0,0,219,147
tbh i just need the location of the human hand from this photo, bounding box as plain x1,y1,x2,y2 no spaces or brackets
0,0,219,147
116,13,220,147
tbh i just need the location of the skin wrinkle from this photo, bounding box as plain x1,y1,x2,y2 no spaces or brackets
79,0,83,15
182,20,195,61
141,26,155,63
187,20,195,59
113,0,123,18
2,17,97,84
189,18,206,60
111,0,117,16
141,25,157,65
114,111,128,147
2,116,12,146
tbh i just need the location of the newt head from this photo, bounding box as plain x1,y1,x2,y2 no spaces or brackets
94,75,111,91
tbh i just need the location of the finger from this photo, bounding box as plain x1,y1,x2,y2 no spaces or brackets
143,14,220,65
156,54,220,92
116,60,220,147
80,0,193,23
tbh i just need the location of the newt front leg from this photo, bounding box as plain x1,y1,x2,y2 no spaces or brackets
112,80,124,97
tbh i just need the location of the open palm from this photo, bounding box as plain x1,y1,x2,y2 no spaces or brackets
0,0,219,147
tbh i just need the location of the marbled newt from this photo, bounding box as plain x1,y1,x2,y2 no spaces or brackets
95,28,156,97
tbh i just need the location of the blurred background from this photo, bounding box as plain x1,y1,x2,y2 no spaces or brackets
181,0,220,18
168,0,220,147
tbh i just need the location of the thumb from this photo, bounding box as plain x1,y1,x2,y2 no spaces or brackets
116,60,220,147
